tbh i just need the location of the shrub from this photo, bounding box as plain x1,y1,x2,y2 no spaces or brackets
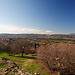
37,44,75,74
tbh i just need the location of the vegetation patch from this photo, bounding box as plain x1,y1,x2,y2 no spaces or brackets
40,73,49,75
21,60,39,73
0,63,6,68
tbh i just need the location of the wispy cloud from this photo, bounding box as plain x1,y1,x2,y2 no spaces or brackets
0,24,53,34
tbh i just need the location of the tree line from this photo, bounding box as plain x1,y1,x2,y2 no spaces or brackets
0,39,37,57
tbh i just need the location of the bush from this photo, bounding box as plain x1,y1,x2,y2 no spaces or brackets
37,44,75,74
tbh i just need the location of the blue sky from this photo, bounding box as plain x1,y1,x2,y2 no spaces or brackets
0,0,75,34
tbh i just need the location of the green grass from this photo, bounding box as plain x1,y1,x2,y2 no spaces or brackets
0,53,35,61
0,63,6,68
23,61,39,73
20,60,49,75
0,52,49,75
41,67,45,70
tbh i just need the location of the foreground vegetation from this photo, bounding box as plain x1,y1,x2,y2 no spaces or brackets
0,53,49,75
37,44,75,75
0,37,75,75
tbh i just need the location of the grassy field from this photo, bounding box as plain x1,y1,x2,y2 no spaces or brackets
0,53,49,75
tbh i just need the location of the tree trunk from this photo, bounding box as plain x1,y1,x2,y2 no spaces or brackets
21,49,24,57
22,51,23,57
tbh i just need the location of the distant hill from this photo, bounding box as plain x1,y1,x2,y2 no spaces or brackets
0,34,49,39
69,33,75,35
0,33,75,39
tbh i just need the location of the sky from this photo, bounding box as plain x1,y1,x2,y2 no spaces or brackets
0,0,75,34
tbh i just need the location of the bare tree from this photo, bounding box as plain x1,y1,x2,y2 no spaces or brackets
37,44,75,74
15,39,31,57
0,40,6,53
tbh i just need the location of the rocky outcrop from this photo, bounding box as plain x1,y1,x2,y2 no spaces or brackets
0,60,32,75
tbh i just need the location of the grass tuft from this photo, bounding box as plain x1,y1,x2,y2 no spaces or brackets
0,63,6,68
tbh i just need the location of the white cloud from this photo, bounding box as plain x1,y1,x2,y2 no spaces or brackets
0,24,53,34
45,30,53,33
0,24,19,33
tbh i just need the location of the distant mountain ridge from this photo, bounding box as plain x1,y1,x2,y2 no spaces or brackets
0,33,75,39
69,33,75,35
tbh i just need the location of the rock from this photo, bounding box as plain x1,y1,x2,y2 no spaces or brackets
18,70,22,73
25,72,32,75
0,60,33,75
14,66,19,70
4,71,8,74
